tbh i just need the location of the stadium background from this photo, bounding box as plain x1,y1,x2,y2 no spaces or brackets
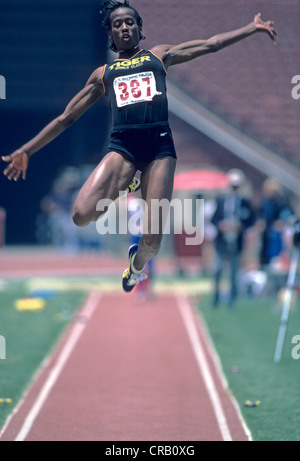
0,0,300,442
0,0,300,247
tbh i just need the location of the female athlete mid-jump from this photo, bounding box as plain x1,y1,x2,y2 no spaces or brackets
2,0,277,292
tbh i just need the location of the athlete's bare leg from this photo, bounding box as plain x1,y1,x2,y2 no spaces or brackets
72,151,136,226
133,156,177,271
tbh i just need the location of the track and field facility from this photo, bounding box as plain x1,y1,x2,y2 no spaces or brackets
0,248,299,442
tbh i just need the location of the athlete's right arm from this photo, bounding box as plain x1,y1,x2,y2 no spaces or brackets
2,66,105,181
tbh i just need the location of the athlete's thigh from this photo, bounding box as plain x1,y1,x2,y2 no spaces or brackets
140,156,177,235
75,151,136,215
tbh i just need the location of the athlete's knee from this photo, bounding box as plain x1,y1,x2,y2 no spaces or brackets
72,206,91,227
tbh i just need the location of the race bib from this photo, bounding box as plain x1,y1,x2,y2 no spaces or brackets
113,71,162,108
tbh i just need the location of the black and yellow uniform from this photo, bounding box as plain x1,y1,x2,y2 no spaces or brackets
102,49,177,170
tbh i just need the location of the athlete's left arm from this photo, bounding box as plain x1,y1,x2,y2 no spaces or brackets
152,13,276,68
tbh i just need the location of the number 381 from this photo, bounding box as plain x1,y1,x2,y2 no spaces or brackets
118,77,151,102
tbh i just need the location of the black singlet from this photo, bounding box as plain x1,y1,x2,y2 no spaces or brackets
102,49,169,128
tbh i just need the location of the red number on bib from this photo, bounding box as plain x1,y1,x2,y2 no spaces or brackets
115,72,159,107
142,77,151,97
119,82,129,101
130,79,142,99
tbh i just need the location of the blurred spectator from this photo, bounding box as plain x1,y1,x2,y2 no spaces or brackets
39,167,80,253
211,169,256,308
202,196,217,276
257,177,294,269
173,193,203,277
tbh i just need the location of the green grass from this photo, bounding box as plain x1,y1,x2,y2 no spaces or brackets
0,279,86,431
197,293,300,441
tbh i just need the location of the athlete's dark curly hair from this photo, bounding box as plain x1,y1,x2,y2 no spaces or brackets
100,0,145,52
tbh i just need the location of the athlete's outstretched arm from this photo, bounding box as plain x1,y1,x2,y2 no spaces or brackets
2,66,105,181
152,13,277,68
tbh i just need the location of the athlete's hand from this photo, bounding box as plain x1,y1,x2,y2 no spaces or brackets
2,149,29,181
254,13,277,45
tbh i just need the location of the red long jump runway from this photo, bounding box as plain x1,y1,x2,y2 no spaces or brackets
0,291,250,442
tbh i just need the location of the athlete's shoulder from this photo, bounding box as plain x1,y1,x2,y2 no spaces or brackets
150,45,173,69
150,45,172,59
84,65,106,88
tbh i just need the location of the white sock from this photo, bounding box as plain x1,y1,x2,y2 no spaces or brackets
131,253,145,274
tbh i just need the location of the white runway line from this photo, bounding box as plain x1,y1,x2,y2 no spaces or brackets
176,293,232,442
14,292,101,442
196,306,252,441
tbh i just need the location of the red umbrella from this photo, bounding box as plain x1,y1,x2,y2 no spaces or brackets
173,169,229,191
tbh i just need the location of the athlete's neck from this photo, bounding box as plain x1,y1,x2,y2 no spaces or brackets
118,45,140,59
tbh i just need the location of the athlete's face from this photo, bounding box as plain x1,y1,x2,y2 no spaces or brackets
109,8,141,52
